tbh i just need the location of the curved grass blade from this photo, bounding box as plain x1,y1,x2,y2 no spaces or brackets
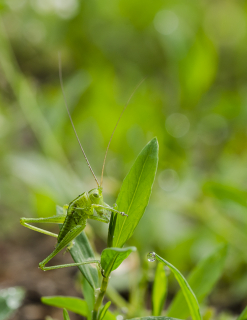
108,138,158,248
99,301,111,320
148,253,202,320
101,247,136,277
63,309,71,320
167,245,227,319
152,262,167,316
127,317,182,320
237,306,247,320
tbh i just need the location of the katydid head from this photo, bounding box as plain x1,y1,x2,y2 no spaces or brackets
88,187,103,205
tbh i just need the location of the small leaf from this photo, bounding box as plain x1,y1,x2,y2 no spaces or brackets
56,206,99,290
41,296,88,316
63,309,70,320
237,306,247,320
152,263,167,316
101,247,136,277
108,138,158,248
167,245,227,319
99,301,111,320
150,253,202,320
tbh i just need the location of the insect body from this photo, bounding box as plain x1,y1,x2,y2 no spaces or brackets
20,187,125,271
20,58,135,271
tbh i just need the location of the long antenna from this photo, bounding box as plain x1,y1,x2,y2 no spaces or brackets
100,78,146,187
58,55,100,187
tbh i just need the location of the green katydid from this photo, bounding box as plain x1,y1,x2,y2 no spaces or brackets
20,59,144,272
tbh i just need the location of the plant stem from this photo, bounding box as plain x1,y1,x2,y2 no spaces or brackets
92,276,109,320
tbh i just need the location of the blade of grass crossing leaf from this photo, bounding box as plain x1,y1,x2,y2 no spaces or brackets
109,138,158,248
101,247,136,277
152,263,167,316
153,253,202,320
99,301,111,320
41,296,88,316
237,306,247,320
63,309,71,320
167,245,227,319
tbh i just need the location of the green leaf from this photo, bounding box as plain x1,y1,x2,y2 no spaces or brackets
63,309,71,320
108,138,158,248
127,317,182,320
0,287,25,320
149,253,202,320
101,247,136,277
81,276,95,320
167,245,227,319
99,301,111,320
152,263,167,316
41,296,88,316
56,206,99,290
237,306,247,320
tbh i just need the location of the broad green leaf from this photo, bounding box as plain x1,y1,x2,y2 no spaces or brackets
237,306,247,320
99,301,111,320
167,245,227,319
149,253,201,320
82,275,95,320
63,309,71,320
56,206,99,290
41,296,88,316
101,247,136,277
152,263,167,316
108,138,158,248
0,287,25,320
127,317,182,320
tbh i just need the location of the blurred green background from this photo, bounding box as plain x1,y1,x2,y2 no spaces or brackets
1,0,247,318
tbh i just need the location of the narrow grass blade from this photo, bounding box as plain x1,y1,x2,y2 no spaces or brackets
152,262,167,316
41,296,88,316
167,245,227,319
99,301,111,320
56,206,99,290
237,306,247,320
127,317,182,320
82,276,95,320
148,253,202,320
108,138,158,248
63,309,71,320
101,247,136,277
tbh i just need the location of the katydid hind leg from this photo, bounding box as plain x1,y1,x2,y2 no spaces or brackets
20,214,67,238
39,223,87,271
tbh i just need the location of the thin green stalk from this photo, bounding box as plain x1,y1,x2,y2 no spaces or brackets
92,276,109,320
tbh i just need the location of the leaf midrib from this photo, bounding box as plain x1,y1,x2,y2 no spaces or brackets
114,149,151,247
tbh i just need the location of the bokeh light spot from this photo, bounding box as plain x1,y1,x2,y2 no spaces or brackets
154,10,179,35
165,113,190,138
158,169,179,192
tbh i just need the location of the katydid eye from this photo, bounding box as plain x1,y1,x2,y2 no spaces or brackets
93,193,99,198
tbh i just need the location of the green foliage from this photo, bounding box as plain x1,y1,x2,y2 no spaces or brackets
101,247,136,277
152,253,202,320
167,245,227,319
152,263,167,316
99,302,111,320
41,296,88,317
108,138,159,248
63,309,71,320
